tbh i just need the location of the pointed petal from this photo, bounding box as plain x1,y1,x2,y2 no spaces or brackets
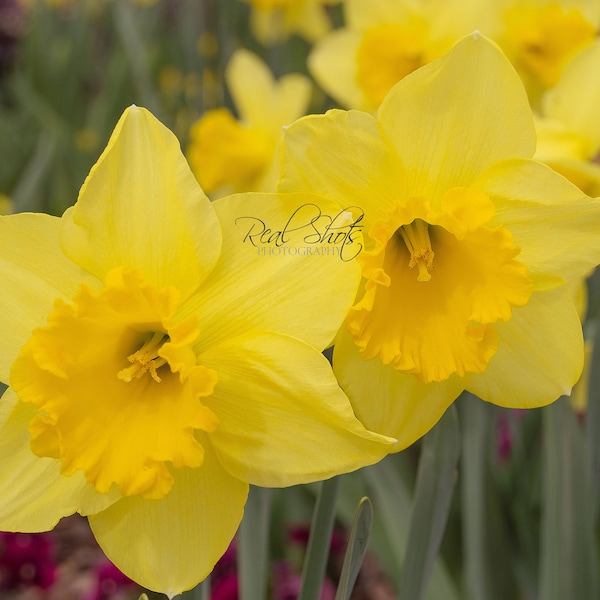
227,49,311,135
309,30,365,109
542,39,600,153
280,110,407,225
0,388,119,532
0,213,95,382
61,106,221,300
200,331,395,486
467,287,583,407
333,326,464,450
180,192,361,351
378,33,536,202
226,50,276,127
476,158,600,288
89,444,248,597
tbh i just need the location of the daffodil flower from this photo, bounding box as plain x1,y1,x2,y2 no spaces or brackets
279,34,600,450
308,0,495,111
0,106,394,596
309,0,599,112
187,49,312,197
242,0,339,46
498,0,599,106
534,39,600,196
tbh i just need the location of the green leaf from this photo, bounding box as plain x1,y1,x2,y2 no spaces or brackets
459,393,491,600
238,486,272,600
334,497,373,600
398,405,460,600
298,476,340,600
539,397,599,600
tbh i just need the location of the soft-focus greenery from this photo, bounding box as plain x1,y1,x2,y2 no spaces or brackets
1,1,599,599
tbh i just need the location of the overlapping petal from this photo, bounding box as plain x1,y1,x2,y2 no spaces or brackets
333,328,464,450
0,213,96,381
200,331,395,486
475,158,600,288
0,389,119,532
280,110,406,226
467,287,583,407
61,106,221,300
180,192,362,351
89,442,248,598
378,33,536,203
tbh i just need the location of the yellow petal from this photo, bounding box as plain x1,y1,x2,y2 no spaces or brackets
467,286,583,407
0,388,118,532
346,0,411,29
61,106,221,301
309,30,366,109
475,158,600,289
378,33,536,203
226,49,311,134
180,192,362,351
280,110,407,226
226,49,276,127
0,213,98,381
200,331,395,486
541,39,600,154
333,326,464,450
89,442,248,597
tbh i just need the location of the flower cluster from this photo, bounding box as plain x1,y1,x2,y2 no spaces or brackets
2,1,600,598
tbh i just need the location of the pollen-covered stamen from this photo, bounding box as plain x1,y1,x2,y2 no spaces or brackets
397,219,434,282
118,331,170,383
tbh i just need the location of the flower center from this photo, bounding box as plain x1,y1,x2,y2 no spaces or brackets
118,331,170,383
356,22,429,108
397,219,434,282
10,267,219,500
502,4,596,90
348,191,532,383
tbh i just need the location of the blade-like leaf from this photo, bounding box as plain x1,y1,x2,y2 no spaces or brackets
335,496,373,600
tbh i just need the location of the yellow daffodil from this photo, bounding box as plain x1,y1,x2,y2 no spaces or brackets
187,49,312,197
0,106,394,595
279,34,600,450
497,0,599,106
308,0,494,111
243,0,339,45
534,39,600,196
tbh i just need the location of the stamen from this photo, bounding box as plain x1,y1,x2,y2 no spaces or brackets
397,219,435,282
118,331,170,383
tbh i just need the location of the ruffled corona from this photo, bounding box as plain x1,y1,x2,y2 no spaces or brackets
10,267,219,500
187,108,273,194
347,189,533,383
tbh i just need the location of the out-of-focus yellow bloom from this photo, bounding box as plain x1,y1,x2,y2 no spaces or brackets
309,0,494,111
0,107,393,595
309,0,599,111
534,40,600,196
497,0,599,104
280,34,600,450
243,0,340,45
187,49,312,197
